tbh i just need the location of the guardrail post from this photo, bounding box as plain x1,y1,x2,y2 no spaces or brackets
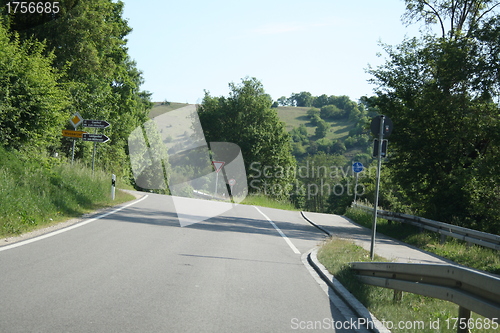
457,306,471,333
393,290,403,302
440,234,447,244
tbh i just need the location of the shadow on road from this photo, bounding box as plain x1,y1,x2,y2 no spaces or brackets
108,199,329,244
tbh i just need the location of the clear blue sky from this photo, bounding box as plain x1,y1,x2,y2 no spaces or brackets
122,0,423,104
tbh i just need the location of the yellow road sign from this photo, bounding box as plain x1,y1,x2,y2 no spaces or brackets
62,130,87,138
69,112,84,128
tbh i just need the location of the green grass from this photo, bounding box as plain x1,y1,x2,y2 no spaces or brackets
345,206,500,275
0,147,135,237
276,106,311,132
149,102,190,118
275,106,356,141
240,194,297,211
318,238,497,333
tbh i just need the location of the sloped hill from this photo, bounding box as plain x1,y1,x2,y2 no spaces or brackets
275,106,357,142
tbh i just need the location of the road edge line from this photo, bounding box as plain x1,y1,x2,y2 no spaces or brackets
0,195,149,252
253,206,300,254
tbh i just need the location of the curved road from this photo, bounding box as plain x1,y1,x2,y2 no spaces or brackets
0,193,361,332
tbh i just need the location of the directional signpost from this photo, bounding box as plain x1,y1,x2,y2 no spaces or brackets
369,115,393,260
62,130,87,138
82,133,110,143
83,119,110,128
83,119,110,172
67,113,85,164
63,114,110,169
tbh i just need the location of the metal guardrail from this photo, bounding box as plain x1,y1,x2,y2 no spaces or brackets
352,203,500,251
351,262,500,332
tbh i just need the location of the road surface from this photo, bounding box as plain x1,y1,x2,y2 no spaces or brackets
0,192,362,332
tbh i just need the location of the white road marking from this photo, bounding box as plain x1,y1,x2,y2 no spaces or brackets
253,206,301,254
0,195,149,252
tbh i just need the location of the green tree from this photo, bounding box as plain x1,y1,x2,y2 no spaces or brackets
320,105,344,119
0,24,69,151
3,0,152,174
197,77,296,199
402,0,500,39
290,91,314,107
312,94,330,108
296,153,348,212
315,119,329,138
369,0,500,232
307,107,320,117
277,96,288,106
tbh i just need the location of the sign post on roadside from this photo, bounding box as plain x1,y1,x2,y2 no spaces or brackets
369,115,393,260
111,174,116,200
63,114,110,169
212,161,225,196
352,162,364,204
68,113,84,164
82,119,110,173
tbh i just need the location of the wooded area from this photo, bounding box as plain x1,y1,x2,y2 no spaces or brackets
0,0,151,176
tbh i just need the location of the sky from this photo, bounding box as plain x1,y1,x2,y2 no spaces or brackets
122,0,424,104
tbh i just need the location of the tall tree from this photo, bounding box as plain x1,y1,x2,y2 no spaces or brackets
2,0,151,173
402,0,500,38
198,78,296,199
369,0,500,232
0,24,69,151
290,91,314,107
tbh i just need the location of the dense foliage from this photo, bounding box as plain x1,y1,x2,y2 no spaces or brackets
0,0,151,176
198,78,296,199
369,0,500,233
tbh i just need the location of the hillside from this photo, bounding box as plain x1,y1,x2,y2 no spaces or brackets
276,106,356,141
275,106,371,161
150,102,371,161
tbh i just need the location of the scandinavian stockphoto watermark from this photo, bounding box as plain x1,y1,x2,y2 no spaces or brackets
128,105,248,227
249,161,375,199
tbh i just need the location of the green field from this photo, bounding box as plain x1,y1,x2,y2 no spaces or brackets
151,104,357,144
276,106,356,141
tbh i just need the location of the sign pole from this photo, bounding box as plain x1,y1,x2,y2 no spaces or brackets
370,115,385,260
215,172,219,196
71,139,76,165
352,162,364,204
91,128,97,174
354,172,359,203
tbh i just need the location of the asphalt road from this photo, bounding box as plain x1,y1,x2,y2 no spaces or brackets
0,193,359,333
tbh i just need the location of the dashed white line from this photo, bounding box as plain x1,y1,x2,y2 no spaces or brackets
253,206,301,254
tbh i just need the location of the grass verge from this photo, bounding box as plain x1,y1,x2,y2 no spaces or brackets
318,238,497,333
345,206,500,275
0,147,135,238
240,194,297,211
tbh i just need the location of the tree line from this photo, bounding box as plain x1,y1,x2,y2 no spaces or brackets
0,0,151,177
367,0,500,234
269,1,500,234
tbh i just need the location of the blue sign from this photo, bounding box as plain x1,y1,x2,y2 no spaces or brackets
353,162,364,173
